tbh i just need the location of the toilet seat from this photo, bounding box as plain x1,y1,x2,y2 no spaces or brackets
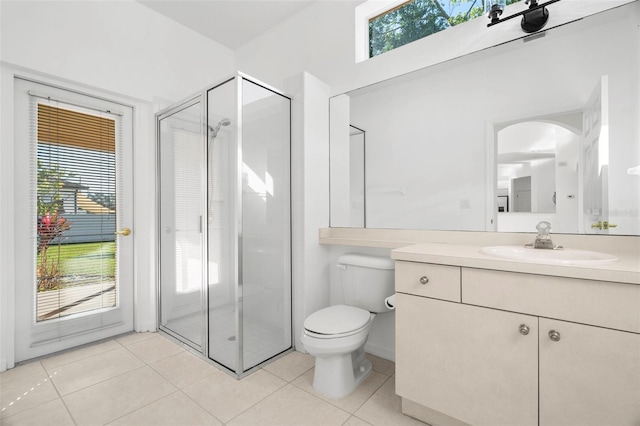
304,305,372,338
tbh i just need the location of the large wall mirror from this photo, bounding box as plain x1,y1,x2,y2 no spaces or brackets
330,2,639,235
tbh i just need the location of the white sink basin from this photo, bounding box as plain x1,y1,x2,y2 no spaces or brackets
480,246,619,266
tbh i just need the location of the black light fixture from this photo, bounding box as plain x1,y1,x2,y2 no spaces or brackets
487,0,561,33
486,0,507,23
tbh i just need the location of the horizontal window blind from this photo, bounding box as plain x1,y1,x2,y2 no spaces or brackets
34,100,120,322
38,103,115,152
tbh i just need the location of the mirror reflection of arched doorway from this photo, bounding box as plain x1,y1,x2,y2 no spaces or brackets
493,113,582,233
489,76,612,235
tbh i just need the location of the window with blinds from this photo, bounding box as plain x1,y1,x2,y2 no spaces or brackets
35,101,120,321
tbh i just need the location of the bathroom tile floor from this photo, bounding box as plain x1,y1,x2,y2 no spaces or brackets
0,332,426,426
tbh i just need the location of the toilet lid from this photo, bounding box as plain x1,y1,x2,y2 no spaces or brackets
304,305,371,335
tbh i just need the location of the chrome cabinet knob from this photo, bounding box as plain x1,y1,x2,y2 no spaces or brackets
548,330,561,342
419,276,429,285
519,324,530,335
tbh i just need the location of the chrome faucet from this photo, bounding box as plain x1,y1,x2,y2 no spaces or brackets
526,221,562,250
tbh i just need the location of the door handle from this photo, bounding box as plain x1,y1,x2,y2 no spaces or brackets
592,221,618,230
115,227,132,236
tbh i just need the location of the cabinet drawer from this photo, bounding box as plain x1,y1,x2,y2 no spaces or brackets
395,261,461,302
462,268,640,333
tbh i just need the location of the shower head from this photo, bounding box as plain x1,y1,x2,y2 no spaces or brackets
210,118,231,138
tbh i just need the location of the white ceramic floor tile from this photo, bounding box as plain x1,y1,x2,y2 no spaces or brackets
1,397,74,426
125,334,184,364
40,339,123,370
183,369,286,423
261,350,315,382
107,391,222,426
0,361,47,384
0,363,59,420
227,384,351,426
47,347,145,395
2,335,405,426
367,354,396,377
63,366,176,426
344,415,374,426
115,331,157,347
150,350,219,389
292,368,389,414
354,376,426,426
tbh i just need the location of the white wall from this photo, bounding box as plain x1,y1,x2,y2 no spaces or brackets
236,0,635,96
329,94,352,226
0,0,234,103
533,159,556,213
236,1,362,96
285,72,332,351
555,134,580,231
0,0,235,371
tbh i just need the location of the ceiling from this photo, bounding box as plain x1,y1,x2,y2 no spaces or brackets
138,0,317,50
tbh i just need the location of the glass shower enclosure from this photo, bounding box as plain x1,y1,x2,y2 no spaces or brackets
157,73,292,376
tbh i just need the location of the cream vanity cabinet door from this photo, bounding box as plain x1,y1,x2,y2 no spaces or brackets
463,267,640,425
539,318,640,426
395,293,539,426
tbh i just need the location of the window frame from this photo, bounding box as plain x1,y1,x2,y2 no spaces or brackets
357,0,524,61
355,0,410,63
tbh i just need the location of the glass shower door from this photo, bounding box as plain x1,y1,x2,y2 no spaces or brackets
206,78,237,369
206,76,291,374
240,78,291,371
158,99,205,350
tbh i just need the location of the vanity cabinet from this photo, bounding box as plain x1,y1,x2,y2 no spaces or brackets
395,293,539,426
395,260,640,426
538,318,640,426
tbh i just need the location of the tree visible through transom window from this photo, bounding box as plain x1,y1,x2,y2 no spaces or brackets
369,0,521,58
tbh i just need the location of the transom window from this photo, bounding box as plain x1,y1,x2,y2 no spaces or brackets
368,0,521,58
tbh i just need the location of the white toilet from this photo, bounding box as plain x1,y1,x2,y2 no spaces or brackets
301,253,395,399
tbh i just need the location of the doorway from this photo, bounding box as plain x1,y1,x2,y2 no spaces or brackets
513,176,532,212
13,78,135,362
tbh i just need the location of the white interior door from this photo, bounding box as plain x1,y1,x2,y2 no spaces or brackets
513,176,532,212
13,78,134,362
582,75,609,233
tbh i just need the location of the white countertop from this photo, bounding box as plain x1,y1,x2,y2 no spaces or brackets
391,242,640,285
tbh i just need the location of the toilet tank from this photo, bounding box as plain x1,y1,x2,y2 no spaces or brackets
337,253,395,313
